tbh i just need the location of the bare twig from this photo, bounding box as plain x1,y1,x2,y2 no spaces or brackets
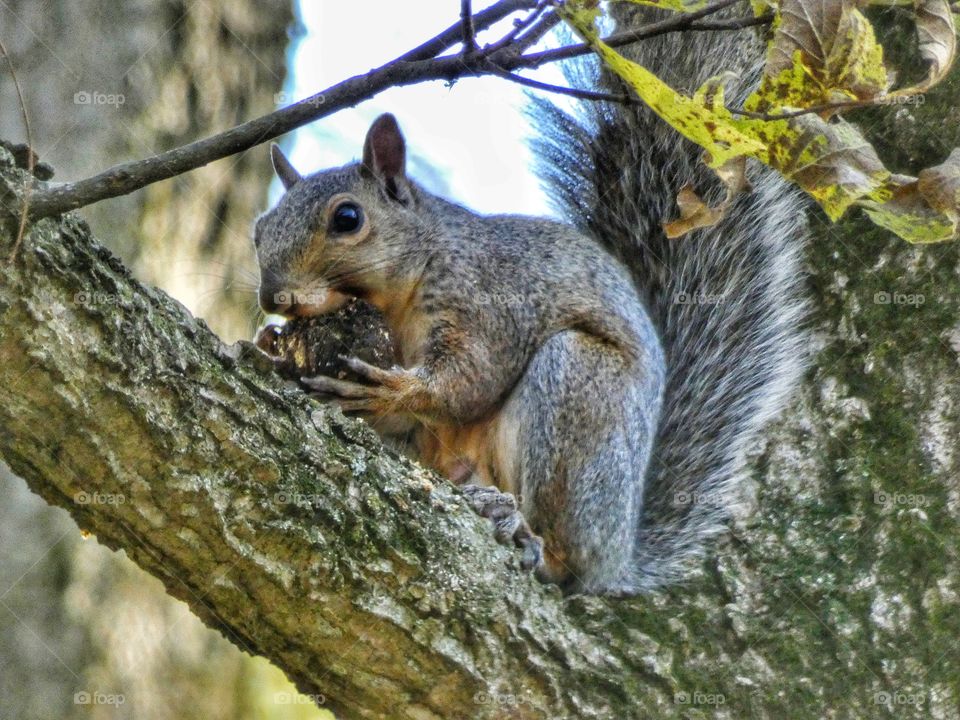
513,8,562,52
19,0,763,220
461,0,479,52
687,12,771,31
481,0,552,55
486,62,642,105
0,37,33,263
494,57,881,124
399,0,535,62
518,0,749,67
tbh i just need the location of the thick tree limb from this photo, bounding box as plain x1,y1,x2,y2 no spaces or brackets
0,148,670,719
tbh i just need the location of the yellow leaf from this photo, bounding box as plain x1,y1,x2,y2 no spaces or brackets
750,0,889,113
860,150,960,243
611,0,711,12
558,4,765,167
764,114,890,219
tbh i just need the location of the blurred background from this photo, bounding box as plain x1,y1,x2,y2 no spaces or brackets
0,1,561,717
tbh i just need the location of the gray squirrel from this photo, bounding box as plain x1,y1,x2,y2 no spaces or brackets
253,4,808,595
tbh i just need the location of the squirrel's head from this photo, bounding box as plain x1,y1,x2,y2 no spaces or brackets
253,113,429,318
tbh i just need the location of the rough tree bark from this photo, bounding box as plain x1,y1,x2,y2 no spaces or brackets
3,12,960,720
1,149,647,720
1,3,298,717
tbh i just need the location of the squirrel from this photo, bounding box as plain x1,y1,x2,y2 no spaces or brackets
252,4,808,595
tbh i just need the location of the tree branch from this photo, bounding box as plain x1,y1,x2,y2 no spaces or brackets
485,62,643,105
398,0,534,62
0,151,676,720
461,0,479,53
15,0,762,221
480,0,552,56
2,8,959,716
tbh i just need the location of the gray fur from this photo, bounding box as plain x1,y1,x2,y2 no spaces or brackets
255,158,667,593
531,6,809,589
253,6,807,594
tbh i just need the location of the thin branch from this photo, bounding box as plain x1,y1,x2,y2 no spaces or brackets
518,0,751,67
688,11,771,30
487,63,643,105
481,0,552,56
512,8,562,51
399,0,535,62
0,37,33,262
461,0,479,52
494,57,872,124
495,58,883,125
18,0,763,220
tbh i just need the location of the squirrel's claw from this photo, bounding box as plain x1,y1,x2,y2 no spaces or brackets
301,360,426,416
461,484,544,573
300,374,382,415
338,355,409,388
301,374,371,398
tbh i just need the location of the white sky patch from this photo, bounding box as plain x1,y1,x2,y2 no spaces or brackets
274,0,574,218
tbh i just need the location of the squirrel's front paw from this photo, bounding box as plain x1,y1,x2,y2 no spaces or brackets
461,484,543,571
301,356,424,415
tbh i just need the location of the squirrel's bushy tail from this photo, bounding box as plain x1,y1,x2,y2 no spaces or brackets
533,6,808,590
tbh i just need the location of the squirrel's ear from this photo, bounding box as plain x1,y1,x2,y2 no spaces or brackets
361,113,406,184
271,143,302,190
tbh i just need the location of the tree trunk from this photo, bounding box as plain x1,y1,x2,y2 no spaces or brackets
0,2,296,717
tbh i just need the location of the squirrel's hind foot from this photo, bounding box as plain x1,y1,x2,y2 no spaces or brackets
461,484,543,571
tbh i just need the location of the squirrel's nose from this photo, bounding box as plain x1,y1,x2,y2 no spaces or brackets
258,285,292,315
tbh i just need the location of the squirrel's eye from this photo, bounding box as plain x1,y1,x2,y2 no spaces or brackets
331,202,363,234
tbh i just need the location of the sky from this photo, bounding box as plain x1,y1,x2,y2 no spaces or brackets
275,0,573,218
